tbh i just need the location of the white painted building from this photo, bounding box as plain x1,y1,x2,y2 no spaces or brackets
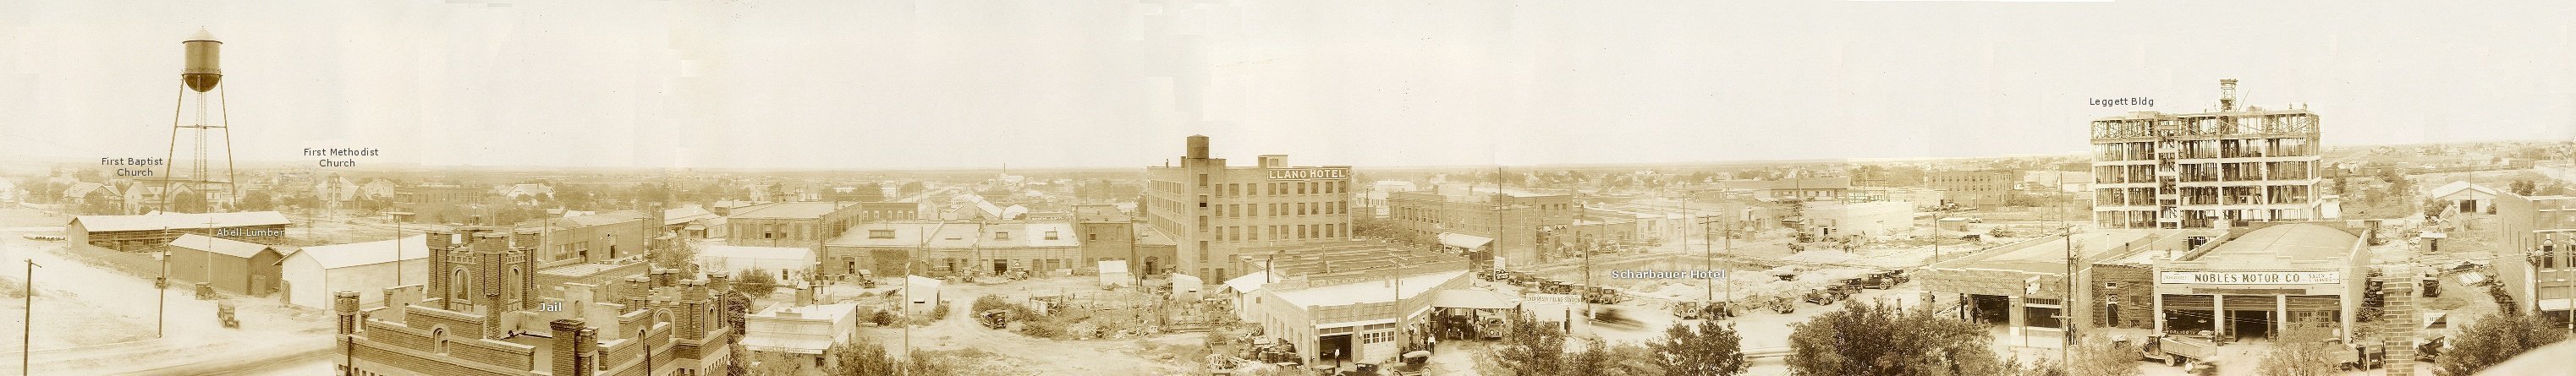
278,235,429,309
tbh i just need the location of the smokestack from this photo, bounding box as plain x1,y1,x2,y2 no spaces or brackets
2219,79,2238,111
1185,135,1210,160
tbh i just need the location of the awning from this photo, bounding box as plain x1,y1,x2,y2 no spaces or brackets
1222,271,1269,294
1437,232,1494,249
2540,298,2575,311
1430,289,1517,309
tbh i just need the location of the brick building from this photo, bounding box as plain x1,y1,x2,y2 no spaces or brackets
1386,189,1574,267
331,226,739,376
1144,135,1355,282
1929,169,2018,210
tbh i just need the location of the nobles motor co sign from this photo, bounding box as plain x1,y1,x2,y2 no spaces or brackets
2158,271,2341,285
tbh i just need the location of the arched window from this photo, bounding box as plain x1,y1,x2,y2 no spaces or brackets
506,267,523,305
449,269,470,302
430,327,448,354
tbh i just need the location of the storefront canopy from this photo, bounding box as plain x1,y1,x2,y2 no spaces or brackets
1438,232,1494,249
1431,288,1518,309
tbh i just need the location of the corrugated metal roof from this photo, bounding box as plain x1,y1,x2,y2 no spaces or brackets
297,235,429,269
74,211,290,232
168,233,277,259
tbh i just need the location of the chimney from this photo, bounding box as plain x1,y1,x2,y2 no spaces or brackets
550,319,592,376
1185,135,1210,160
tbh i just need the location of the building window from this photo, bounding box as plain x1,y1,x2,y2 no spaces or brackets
871,230,896,239
1089,233,1099,241
996,232,1011,240
1044,231,1059,240
1197,173,1209,187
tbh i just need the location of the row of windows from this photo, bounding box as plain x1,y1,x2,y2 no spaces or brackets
1206,179,1348,197
1211,201,1349,218
1210,223,1348,242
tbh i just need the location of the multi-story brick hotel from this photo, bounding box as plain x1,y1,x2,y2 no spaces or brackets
2091,79,2328,229
1144,135,1356,282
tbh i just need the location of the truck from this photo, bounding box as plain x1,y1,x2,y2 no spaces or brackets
2138,335,2219,368
1861,270,1908,289
1476,316,1508,340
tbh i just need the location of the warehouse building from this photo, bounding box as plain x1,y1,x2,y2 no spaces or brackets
66,210,289,251
162,232,292,296
278,235,429,309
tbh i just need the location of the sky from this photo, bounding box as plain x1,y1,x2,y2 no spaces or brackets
3,0,2572,170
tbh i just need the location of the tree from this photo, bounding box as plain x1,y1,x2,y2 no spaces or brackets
737,268,781,298
2511,179,2540,196
1650,319,1749,376
1483,313,1568,375
651,241,700,275
900,181,926,197
2254,319,2342,376
826,338,904,376
239,191,275,211
1784,299,2013,376
2436,311,2572,376
745,350,812,376
1570,339,1664,376
2051,335,2141,376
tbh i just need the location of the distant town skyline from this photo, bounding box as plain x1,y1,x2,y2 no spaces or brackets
3,1,2571,170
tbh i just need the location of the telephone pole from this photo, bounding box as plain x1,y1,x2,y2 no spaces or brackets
23,260,40,376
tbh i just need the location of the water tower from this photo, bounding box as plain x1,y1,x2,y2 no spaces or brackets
159,28,239,213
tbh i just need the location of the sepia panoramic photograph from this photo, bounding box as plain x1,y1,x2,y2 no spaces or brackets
2,1,2573,375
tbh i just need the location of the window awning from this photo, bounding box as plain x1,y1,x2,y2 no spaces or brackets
1437,232,1494,249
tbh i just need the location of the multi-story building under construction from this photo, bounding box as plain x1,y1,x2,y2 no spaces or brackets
2091,79,2328,229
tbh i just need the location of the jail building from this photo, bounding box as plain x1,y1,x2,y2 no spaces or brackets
332,226,739,376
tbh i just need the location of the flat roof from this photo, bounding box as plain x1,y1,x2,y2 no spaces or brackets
2187,223,2358,264
1936,231,2150,274
726,202,856,220
1272,270,1464,308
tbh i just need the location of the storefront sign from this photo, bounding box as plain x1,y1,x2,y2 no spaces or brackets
1268,167,1348,180
2159,271,2340,285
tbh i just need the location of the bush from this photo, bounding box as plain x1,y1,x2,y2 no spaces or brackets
871,309,899,326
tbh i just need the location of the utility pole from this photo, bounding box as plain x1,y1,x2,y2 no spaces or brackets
23,259,39,376
157,226,169,339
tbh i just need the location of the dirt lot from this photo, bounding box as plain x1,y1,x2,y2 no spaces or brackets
0,208,331,375
844,275,1211,375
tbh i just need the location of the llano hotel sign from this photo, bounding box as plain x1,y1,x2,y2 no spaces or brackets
2159,271,2341,285
1268,167,1348,180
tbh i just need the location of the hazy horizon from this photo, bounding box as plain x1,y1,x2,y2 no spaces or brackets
5,0,2573,171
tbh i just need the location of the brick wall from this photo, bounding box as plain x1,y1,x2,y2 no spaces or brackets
404,305,486,340
2090,264,2156,329
349,341,521,376
445,338,536,371
364,320,436,352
